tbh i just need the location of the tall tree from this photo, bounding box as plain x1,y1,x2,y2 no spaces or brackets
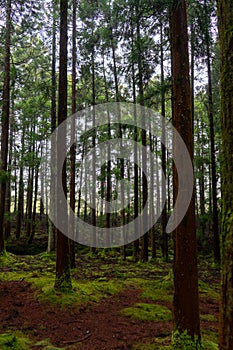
202,0,220,263
54,0,72,291
217,0,233,348
69,0,77,268
0,0,11,253
48,0,58,253
170,0,201,343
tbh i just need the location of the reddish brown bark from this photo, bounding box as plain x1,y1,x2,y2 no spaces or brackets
217,0,233,348
54,0,72,291
171,0,200,339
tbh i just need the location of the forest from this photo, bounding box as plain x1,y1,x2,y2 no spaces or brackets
0,0,233,349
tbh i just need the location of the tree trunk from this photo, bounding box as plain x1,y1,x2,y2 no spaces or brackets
0,0,11,253
48,0,57,253
149,132,156,259
90,42,97,253
28,155,40,244
135,2,148,262
102,52,111,247
171,0,200,341
204,0,220,263
69,0,77,268
160,21,168,260
16,126,25,239
54,0,72,291
217,0,233,348
130,15,140,262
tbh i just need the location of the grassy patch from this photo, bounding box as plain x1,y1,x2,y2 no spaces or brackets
0,267,123,309
200,314,217,322
127,274,173,303
0,331,32,350
33,273,123,308
121,303,172,322
34,338,65,349
198,280,219,300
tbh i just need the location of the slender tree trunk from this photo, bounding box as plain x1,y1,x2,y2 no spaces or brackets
160,22,168,260
16,126,25,239
135,2,148,262
28,155,40,244
171,0,200,340
130,17,140,261
90,43,97,253
69,0,77,268
108,19,126,259
26,124,35,238
102,52,111,247
40,143,45,220
149,132,156,258
26,166,34,237
217,0,233,348
48,0,57,253
54,0,72,291
77,143,85,218
204,0,220,263
0,0,11,253
4,103,14,239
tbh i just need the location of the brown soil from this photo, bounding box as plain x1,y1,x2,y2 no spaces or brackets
0,279,218,350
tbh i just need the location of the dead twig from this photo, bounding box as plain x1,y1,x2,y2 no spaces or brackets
62,332,92,344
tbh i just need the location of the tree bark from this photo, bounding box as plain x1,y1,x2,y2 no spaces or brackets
0,0,11,253
160,21,168,260
54,0,72,291
48,0,57,253
217,0,233,348
171,0,200,340
69,0,77,268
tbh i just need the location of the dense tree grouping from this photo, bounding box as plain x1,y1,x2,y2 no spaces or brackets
0,0,232,348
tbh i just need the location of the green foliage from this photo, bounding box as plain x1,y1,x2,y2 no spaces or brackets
200,314,216,322
121,303,172,322
0,332,31,350
198,280,219,300
0,170,10,184
171,331,202,350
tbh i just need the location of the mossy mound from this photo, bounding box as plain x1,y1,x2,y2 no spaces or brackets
121,303,172,322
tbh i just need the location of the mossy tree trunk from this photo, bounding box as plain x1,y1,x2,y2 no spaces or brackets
171,0,201,341
54,0,72,291
217,0,233,348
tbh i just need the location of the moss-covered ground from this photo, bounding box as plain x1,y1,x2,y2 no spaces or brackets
0,248,220,349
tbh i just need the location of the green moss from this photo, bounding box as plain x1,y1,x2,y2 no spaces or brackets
54,267,72,292
34,339,65,349
0,251,18,267
36,276,123,308
128,277,173,303
0,267,123,309
198,280,219,300
201,328,218,345
121,303,172,322
171,331,202,350
201,340,218,350
200,314,216,322
0,332,31,349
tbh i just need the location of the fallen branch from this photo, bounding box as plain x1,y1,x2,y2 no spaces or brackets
62,333,92,344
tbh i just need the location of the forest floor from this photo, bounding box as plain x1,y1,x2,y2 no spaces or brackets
0,241,219,350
